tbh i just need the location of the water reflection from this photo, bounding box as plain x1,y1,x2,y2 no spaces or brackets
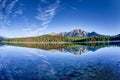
5,42,120,55
0,42,120,80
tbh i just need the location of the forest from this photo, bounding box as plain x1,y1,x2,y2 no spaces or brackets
3,35,120,43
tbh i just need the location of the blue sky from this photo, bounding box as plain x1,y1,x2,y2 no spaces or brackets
0,0,120,38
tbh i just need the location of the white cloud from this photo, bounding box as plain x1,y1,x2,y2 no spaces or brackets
1,0,7,8
0,0,59,37
0,0,23,28
14,9,23,16
6,0,19,14
25,0,60,35
36,0,60,28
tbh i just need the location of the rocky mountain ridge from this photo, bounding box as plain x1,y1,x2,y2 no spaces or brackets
49,29,101,38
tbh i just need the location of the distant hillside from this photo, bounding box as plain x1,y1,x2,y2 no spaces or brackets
3,29,120,43
4,35,120,43
4,35,79,42
116,34,120,37
48,29,101,38
0,36,4,42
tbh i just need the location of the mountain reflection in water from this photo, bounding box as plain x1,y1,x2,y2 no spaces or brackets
0,42,120,80
5,42,120,55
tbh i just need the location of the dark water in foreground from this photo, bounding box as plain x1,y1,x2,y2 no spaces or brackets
0,42,120,80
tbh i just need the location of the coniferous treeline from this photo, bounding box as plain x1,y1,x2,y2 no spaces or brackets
4,35,78,42
4,35,120,42
73,36,120,42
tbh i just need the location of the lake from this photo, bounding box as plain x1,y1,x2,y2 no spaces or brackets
0,42,120,80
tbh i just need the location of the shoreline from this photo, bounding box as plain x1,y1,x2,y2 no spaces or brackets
2,41,120,44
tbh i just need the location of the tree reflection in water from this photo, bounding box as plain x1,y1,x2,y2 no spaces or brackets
5,42,120,55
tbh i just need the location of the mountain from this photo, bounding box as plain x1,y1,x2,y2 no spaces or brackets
49,29,101,38
116,34,120,37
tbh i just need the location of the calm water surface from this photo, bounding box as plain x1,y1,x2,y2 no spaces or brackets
0,43,120,80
